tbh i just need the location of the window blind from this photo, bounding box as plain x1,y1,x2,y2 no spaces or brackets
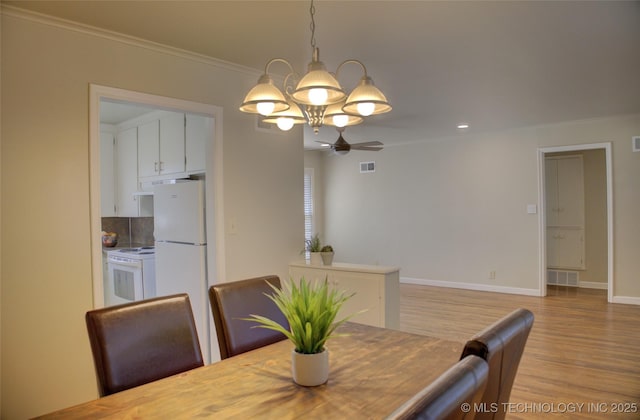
303,168,315,252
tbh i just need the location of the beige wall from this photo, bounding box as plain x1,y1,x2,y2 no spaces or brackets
0,7,3,415
1,11,303,419
535,117,640,298
316,115,640,298
582,149,608,284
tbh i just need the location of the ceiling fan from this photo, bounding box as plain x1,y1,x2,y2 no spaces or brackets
316,128,384,155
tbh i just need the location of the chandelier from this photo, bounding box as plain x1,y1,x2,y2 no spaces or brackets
239,0,392,133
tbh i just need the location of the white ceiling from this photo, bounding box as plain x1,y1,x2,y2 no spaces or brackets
7,0,640,150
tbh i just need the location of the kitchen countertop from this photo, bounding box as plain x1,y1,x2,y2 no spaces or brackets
289,260,400,274
102,242,153,253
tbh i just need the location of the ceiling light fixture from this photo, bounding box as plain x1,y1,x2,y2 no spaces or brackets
239,0,391,133
457,123,469,129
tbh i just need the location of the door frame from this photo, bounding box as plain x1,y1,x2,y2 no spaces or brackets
537,142,613,301
89,84,226,360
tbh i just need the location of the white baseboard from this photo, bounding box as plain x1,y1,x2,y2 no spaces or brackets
611,295,640,305
402,277,640,305
578,281,608,290
401,277,542,297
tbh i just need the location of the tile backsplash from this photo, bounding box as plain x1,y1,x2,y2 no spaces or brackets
101,217,154,247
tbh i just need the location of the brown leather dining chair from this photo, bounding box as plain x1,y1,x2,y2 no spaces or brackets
85,293,204,397
386,354,489,420
208,275,289,359
459,308,534,420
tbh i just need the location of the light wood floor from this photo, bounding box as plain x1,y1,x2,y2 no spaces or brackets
399,284,640,419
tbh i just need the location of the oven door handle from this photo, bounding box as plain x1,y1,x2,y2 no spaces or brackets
108,258,142,268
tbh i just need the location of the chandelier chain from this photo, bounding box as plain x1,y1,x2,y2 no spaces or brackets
309,0,316,49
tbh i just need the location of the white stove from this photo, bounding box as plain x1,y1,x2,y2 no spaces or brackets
106,246,156,306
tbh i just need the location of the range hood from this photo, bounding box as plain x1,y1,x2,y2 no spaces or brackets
138,178,189,194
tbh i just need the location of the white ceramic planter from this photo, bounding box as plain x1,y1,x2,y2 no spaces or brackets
291,349,329,386
309,252,322,266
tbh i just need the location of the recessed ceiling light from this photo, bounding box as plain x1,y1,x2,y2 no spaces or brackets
457,123,469,129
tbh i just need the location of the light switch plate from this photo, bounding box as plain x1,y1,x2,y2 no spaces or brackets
527,204,537,214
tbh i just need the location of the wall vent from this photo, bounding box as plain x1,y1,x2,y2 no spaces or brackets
547,269,579,287
633,136,640,152
360,161,376,173
254,116,285,135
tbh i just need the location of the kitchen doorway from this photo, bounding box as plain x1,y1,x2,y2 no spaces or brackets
89,84,225,362
537,143,613,302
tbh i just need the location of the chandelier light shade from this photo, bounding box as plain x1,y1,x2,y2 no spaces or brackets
290,48,346,106
238,0,391,132
239,74,290,116
261,97,307,131
323,99,363,128
342,76,393,117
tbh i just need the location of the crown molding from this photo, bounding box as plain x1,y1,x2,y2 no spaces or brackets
1,4,260,77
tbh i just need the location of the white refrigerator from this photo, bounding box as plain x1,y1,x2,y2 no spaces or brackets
153,180,210,361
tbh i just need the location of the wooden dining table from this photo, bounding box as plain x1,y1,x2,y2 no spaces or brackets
38,323,463,419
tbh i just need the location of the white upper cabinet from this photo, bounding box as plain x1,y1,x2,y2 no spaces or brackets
545,156,584,227
160,112,186,175
185,114,211,174
116,127,140,217
138,111,186,180
101,110,209,215
100,130,116,217
137,119,160,178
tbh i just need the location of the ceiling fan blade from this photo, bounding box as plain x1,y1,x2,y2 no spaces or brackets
350,141,384,147
351,145,383,151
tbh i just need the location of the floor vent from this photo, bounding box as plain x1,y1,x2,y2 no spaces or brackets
547,269,579,287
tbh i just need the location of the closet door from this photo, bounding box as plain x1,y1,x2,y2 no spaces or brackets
545,159,560,226
547,227,584,269
545,155,585,270
556,156,584,226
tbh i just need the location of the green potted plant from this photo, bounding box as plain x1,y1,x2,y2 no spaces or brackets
302,233,323,265
244,277,357,386
320,245,334,266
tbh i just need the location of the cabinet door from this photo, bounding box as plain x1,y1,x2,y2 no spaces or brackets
100,131,116,216
138,120,160,178
556,156,584,226
185,114,211,173
288,266,384,328
116,127,139,217
547,227,584,269
159,112,185,175
332,273,383,328
545,159,559,226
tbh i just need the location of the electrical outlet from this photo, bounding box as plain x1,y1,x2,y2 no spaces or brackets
489,271,496,280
